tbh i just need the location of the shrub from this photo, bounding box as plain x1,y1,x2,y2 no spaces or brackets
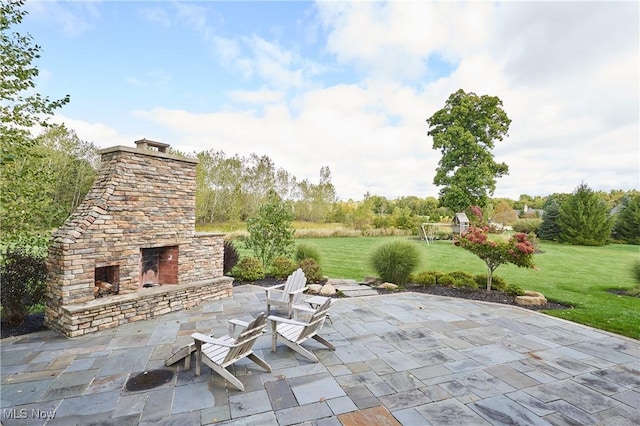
297,258,324,283
475,274,508,292
269,256,297,279
512,219,542,235
223,240,239,275
231,256,265,281
0,248,47,325
413,271,438,286
369,240,420,284
448,271,477,288
626,260,640,297
506,283,525,296
438,274,458,287
295,243,321,263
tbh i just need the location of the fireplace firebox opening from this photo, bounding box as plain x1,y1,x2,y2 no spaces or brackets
140,246,178,288
95,265,119,298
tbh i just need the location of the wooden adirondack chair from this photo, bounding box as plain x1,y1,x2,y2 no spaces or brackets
190,313,271,391
265,268,308,318
268,298,334,362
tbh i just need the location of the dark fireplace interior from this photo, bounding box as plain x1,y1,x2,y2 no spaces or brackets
95,265,119,297
140,246,178,288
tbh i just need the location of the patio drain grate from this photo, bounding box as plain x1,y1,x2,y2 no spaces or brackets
125,369,174,392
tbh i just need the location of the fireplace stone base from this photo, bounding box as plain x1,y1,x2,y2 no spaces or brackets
45,276,233,337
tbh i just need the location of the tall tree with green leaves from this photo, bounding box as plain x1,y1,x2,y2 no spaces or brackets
612,194,640,245
1,0,70,239
558,183,614,246
427,89,511,213
245,189,295,269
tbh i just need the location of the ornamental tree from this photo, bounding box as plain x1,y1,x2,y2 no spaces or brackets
245,189,295,269
427,89,511,212
455,226,535,291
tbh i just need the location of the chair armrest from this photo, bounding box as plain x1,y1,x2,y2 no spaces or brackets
191,332,234,347
228,319,249,328
289,286,309,295
228,318,249,335
267,315,306,326
265,283,285,292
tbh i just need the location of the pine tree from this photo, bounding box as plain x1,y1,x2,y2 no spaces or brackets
612,194,640,245
539,199,561,241
558,183,613,246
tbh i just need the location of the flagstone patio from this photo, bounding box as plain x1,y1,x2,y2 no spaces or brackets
1,285,638,425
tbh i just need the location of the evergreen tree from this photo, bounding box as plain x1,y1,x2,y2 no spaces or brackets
539,199,561,241
612,194,640,245
558,183,613,246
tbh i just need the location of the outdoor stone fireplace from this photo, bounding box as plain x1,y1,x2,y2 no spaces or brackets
45,139,232,337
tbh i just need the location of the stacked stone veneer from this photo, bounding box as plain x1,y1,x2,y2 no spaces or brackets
45,143,232,337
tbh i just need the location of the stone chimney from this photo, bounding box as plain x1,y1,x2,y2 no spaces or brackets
45,140,231,337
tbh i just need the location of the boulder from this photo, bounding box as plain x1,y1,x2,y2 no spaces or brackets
377,282,399,290
362,276,379,286
319,283,336,296
307,284,323,294
515,290,547,306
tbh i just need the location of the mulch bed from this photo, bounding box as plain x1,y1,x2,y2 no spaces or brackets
2,279,570,339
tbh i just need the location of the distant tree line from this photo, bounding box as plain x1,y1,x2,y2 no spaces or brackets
4,124,638,247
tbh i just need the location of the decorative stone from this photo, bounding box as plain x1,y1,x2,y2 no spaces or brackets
515,290,547,306
320,283,337,296
362,276,379,286
307,284,323,294
377,282,399,290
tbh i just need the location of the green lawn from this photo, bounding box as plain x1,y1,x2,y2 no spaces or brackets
237,236,640,339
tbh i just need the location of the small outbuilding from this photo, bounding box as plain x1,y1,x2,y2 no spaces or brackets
452,212,470,236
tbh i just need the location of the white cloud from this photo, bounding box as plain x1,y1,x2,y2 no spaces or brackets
26,1,99,36
49,115,135,149
38,1,638,201
228,89,285,105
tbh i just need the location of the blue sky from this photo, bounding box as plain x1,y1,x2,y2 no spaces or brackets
22,1,639,201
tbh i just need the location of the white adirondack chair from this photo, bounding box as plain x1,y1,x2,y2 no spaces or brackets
265,268,308,318
268,298,334,362
190,313,271,391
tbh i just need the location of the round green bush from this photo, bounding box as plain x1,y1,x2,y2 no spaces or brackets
269,256,297,279
506,283,525,296
297,258,323,283
0,248,47,325
474,274,508,292
512,219,542,235
295,243,321,263
437,274,458,287
231,256,265,281
369,240,420,284
413,271,438,286
448,271,477,288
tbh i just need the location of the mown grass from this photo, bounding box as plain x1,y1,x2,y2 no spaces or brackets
235,236,640,339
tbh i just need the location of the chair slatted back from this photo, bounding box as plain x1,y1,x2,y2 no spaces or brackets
223,313,266,364
280,268,307,303
297,299,331,341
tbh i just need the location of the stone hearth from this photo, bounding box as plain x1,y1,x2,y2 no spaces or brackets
45,139,232,337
